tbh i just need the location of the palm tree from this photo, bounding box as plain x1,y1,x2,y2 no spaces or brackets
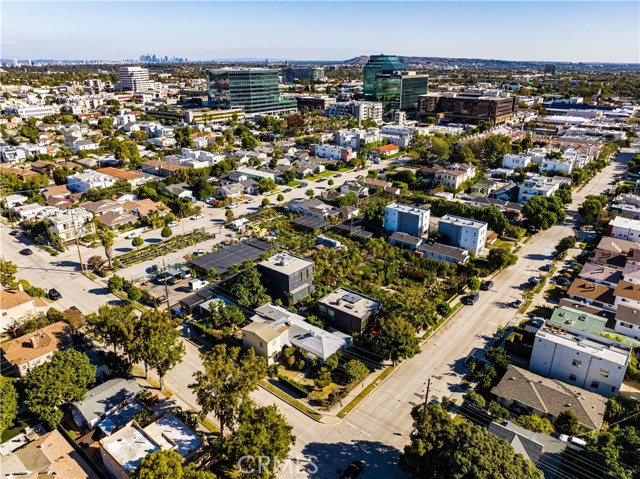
98,229,116,269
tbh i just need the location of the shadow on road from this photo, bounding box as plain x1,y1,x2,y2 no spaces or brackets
116,247,132,253
88,287,111,296
524,253,552,261
301,440,401,478
146,238,162,244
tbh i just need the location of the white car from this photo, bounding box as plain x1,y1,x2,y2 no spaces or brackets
126,231,142,239
228,203,239,209
191,214,205,220
168,221,180,228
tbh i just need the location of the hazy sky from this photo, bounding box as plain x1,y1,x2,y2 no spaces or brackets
2,1,639,63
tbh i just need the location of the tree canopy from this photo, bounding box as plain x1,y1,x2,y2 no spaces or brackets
230,263,271,308
374,316,420,364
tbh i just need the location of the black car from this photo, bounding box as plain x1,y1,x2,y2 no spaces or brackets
48,289,62,300
9,230,20,236
284,188,292,193
480,281,493,291
463,292,479,305
340,460,365,479
20,248,33,255
335,173,343,178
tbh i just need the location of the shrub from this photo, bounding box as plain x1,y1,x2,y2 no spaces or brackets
108,276,124,292
161,226,172,238
514,415,555,434
127,287,142,302
488,401,510,420
278,375,310,397
464,390,486,408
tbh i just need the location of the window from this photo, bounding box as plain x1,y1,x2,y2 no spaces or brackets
569,374,577,382
599,369,610,378
590,381,600,389
572,359,582,368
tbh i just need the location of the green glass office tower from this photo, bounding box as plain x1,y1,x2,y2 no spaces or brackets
363,54,406,97
207,68,296,115
363,55,428,112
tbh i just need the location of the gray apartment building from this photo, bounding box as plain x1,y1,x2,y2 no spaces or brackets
317,287,382,334
257,253,315,305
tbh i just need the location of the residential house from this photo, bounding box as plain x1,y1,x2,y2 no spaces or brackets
310,144,354,162
374,144,400,157
529,324,630,397
242,321,288,365
577,263,623,288
438,214,488,256
517,175,564,204
317,287,382,334
388,232,424,250
417,242,470,264
47,207,96,243
97,167,148,188
502,153,532,170
492,365,607,429
97,210,138,229
384,203,430,237
435,163,477,190
257,252,315,304
1,322,72,377
340,181,369,198
614,280,640,310
217,183,244,198
285,199,338,219
567,278,617,311
611,193,640,220
66,169,116,193
163,183,195,201
0,288,49,333
83,199,123,216
0,430,100,479
608,216,640,242
123,198,167,218
614,305,640,341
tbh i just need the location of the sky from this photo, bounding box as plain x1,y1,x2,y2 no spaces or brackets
2,1,639,63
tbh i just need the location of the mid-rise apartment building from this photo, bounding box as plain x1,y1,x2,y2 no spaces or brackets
517,175,564,203
608,217,640,242
384,203,430,237
47,208,96,243
309,144,354,162
257,253,315,304
437,214,488,256
281,66,325,84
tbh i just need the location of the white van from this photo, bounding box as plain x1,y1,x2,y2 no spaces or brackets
189,279,209,291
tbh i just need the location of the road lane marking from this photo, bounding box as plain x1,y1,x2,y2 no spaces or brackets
345,421,372,437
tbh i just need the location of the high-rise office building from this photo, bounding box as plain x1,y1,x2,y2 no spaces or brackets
282,67,325,84
116,66,153,92
544,64,557,74
207,68,297,115
363,55,428,112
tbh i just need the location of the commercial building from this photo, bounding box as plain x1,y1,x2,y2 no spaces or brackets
492,365,606,430
281,66,325,84
363,54,428,112
207,68,297,115
607,216,640,242
257,252,315,304
116,66,153,92
437,214,488,256
317,287,382,333
384,202,430,237
1,322,72,377
295,95,335,112
529,324,630,397
3,104,58,119
418,91,516,125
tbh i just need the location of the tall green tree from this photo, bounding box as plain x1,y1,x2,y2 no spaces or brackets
205,303,245,330
374,316,420,364
401,403,543,479
0,259,18,289
344,359,369,384
555,410,580,435
229,401,296,479
0,378,18,434
230,263,270,308
23,349,96,429
86,304,137,355
522,196,559,230
131,450,182,479
189,345,267,436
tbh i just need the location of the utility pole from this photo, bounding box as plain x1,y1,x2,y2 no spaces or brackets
70,209,85,273
424,378,431,406
162,260,171,317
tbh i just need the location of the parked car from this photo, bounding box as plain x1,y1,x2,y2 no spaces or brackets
340,461,365,479
168,221,180,228
48,289,62,300
284,188,292,193
246,199,255,204
463,292,479,305
480,281,494,291
540,264,552,272
20,248,33,255
528,276,541,285
191,214,205,220
192,249,205,257
228,203,239,209
126,231,142,239
9,230,20,236
335,173,343,178
317,178,326,183
513,299,524,308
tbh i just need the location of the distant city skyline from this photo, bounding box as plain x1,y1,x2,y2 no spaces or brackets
2,1,639,63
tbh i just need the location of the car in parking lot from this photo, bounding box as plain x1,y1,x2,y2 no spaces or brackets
20,248,33,255
339,460,365,479
48,289,62,300
513,299,524,308
463,292,479,305
168,221,180,227
480,280,494,291
191,214,205,220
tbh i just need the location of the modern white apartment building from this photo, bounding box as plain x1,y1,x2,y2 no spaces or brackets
384,203,430,237
326,101,383,124
517,175,563,203
116,66,154,92
608,216,640,242
309,144,354,162
437,214,488,256
66,170,117,193
47,208,96,243
502,153,532,170
4,104,58,119
334,128,380,150
530,324,630,397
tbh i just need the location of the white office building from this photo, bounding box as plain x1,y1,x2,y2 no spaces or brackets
4,104,58,119
384,203,430,237
437,214,488,256
530,324,630,397
116,66,154,92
